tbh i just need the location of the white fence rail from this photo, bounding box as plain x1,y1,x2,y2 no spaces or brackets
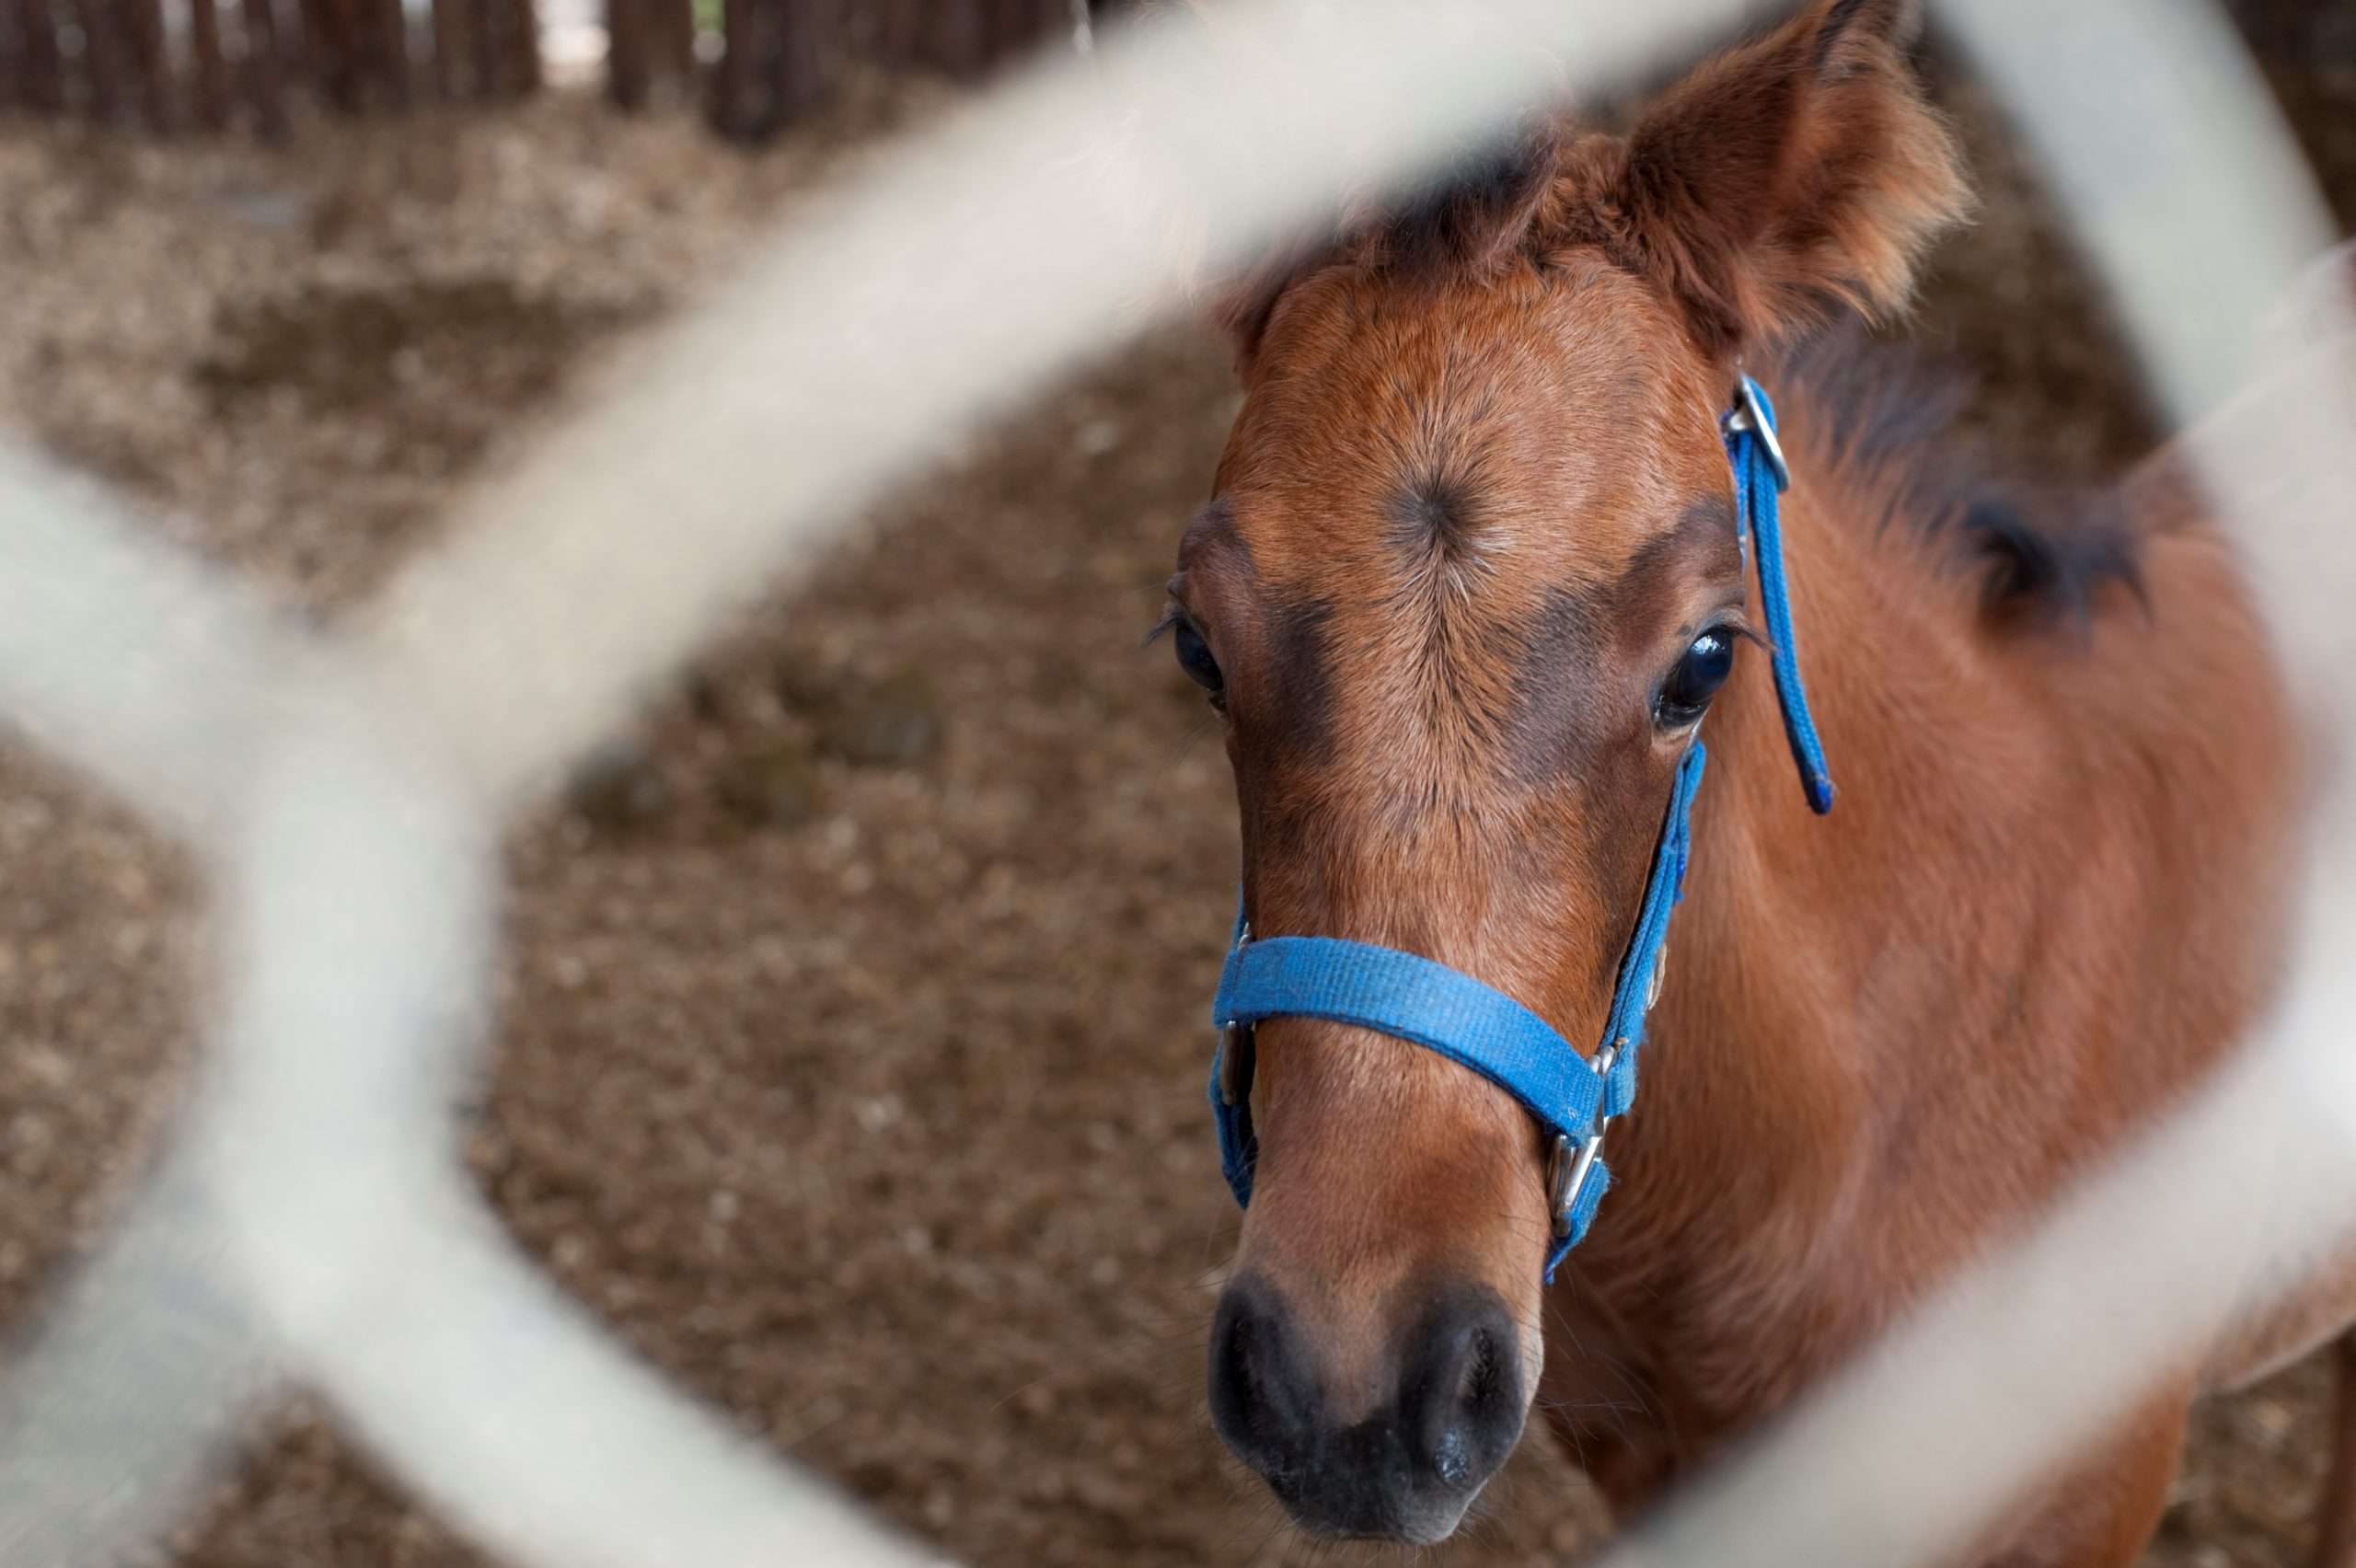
0,2,2348,1565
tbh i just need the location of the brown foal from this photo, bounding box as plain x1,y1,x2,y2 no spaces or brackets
1164,2,2349,1561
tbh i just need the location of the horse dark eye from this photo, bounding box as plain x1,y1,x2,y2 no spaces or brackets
1657,628,1736,726
1173,619,1226,699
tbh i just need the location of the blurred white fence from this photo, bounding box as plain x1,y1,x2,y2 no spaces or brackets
0,2,2350,1565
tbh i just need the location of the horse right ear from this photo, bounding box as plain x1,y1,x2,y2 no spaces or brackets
1596,0,1969,357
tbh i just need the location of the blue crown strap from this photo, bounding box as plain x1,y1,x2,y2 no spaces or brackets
1726,376,1835,814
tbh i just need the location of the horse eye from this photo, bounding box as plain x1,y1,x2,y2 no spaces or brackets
1173,619,1226,701
1657,628,1736,726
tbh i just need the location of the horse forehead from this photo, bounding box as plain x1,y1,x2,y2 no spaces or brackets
1225,280,1719,589
1249,279,1666,455
1221,447,1701,617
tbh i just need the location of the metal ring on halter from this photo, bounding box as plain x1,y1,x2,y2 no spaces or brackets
1548,1042,1620,1238
1727,378,1791,493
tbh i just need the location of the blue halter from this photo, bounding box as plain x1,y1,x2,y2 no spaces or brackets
1208,375,1833,1281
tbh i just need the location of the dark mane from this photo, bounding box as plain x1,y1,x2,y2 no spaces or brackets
1368,121,1566,281
1776,329,2143,627
1213,121,1577,348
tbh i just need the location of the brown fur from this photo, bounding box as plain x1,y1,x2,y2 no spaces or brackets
1172,2,2342,1562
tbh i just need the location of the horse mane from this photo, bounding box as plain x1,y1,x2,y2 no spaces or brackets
1207,123,1570,349
1775,329,2145,628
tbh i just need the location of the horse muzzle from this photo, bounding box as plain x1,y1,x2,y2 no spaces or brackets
1207,1271,1528,1543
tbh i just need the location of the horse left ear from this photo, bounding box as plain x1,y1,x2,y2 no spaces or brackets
1600,0,1970,356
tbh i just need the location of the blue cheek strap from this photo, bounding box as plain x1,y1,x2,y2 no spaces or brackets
1726,375,1835,814
1207,377,1829,1281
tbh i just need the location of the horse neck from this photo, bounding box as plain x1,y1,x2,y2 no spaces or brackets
1565,372,2304,1435
1604,398,2002,1255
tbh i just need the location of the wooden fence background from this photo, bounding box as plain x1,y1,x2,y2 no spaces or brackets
0,0,1096,141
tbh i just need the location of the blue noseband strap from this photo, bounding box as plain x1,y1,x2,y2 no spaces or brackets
1208,744,1703,1282
1207,377,1829,1281
1214,940,1610,1170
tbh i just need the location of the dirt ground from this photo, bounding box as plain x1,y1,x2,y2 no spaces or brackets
0,7,2352,1566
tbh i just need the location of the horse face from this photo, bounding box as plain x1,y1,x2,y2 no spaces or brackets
1172,0,1965,1539
1172,259,1739,1542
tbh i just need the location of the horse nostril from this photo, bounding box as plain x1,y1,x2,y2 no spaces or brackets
1207,1296,1253,1435
1427,1325,1500,1489
1406,1291,1525,1495
1459,1320,1514,1428
1207,1275,1304,1474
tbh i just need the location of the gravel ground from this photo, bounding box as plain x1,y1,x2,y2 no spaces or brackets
0,8,2351,1566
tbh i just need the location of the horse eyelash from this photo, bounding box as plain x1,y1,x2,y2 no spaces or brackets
1143,605,1186,649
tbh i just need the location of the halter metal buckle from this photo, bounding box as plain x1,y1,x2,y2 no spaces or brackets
1547,1041,1620,1239
1726,378,1791,494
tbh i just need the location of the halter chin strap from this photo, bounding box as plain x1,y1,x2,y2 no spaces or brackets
1207,376,1831,1282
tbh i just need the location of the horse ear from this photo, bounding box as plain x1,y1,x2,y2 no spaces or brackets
1208,248,1306,363
1601,0,1969,356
